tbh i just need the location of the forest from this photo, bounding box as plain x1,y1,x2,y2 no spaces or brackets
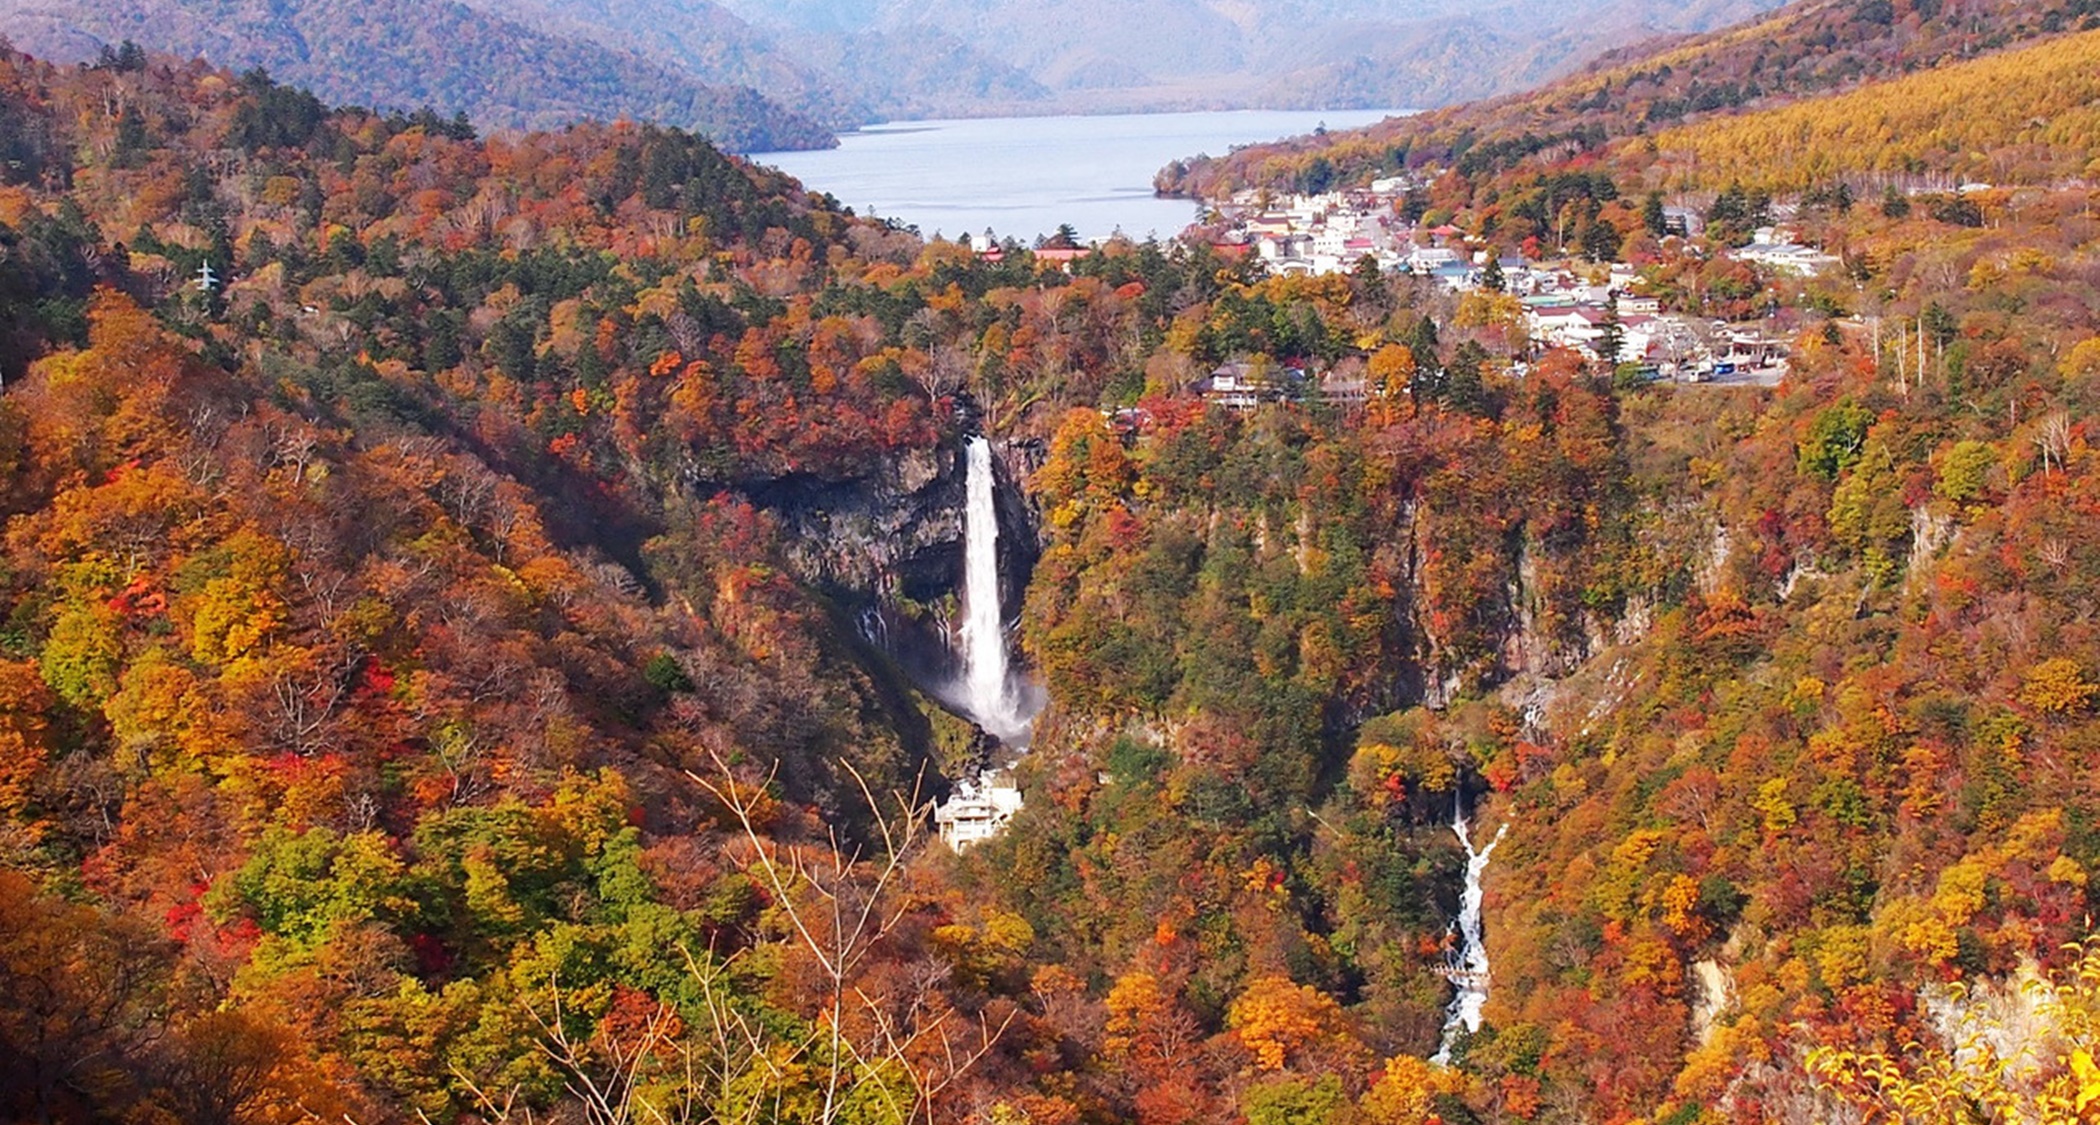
2,13,2100,1125
0,0,836,151
1154,0,2100,199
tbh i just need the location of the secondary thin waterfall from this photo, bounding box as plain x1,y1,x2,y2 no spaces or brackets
958,436,1029,743
1433,797,1508,1065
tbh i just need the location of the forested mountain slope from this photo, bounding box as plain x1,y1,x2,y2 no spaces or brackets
458,0,872,129
1645,25,2100,188
1158,0,2100,196
464,0,1053,123
0,0,833,149
2,28,2100,1125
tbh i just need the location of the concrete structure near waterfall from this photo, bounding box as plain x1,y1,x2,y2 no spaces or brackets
935,773,1024,850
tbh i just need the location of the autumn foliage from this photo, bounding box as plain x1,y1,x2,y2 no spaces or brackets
3,21,2100,1125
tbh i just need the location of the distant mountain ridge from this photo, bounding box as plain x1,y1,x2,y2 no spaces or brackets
0,0,835,150
709,0,1794,114
1,0,1796,143
460,0,1055,123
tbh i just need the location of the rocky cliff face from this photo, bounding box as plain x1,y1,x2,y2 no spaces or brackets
741,444,965,604
732,434,1042,702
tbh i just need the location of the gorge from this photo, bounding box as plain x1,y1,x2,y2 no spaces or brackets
8,13,2100,1117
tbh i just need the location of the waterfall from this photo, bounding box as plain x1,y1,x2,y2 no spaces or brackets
956,436,1032,744
1432,796,1507,1065
934,437,1039,850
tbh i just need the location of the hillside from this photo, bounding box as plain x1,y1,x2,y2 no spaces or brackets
714,0,1791,115
459,0,873,128
1158,0,2100,196
0,0,834,150
3,31,2100,1125
471,0,1053,123
1645,24,2100,189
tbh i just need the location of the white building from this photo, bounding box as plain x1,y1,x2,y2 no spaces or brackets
935,774,1024,850
1736,229,1839,276
1407,246,1459,273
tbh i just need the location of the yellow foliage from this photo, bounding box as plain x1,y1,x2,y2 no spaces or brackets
1674,1022,1767,1105
1660,873,1704,937
1351,740,1457,805
1367,343,1416,395
1103,970,1172,1066
1809,938,2100,1123
1752,777,1796,833
1453,291,1524,333
1885,811,2072,969
1359,1054,1467,1124
1226,975,1345,1071
2021,658,2098,715
1592,830,1666,924
2063,338,2100,383
1890,900,1961,966
1814,926,1872,992
982,910,1035,954
1656,27,2100,189
183,529,292,668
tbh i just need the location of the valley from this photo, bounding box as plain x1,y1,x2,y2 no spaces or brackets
0,1,2099,1122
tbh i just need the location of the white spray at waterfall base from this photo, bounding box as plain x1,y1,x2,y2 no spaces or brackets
1433,798,1507,1066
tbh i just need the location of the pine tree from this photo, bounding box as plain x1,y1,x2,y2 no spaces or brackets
1598,296,1625,366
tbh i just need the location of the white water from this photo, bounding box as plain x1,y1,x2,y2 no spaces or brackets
1433,799,1508,1066
957,437,1033,744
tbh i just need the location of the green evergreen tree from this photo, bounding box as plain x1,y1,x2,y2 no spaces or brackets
1642,190,1667,236
1597,297,1625,366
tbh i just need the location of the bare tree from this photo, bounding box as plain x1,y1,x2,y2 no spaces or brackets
2035,411,2073,475
437,755,1010,1125
527,978,682,1125
688,753,1011,1125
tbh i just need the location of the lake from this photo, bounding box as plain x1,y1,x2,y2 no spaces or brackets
755,109,1404,245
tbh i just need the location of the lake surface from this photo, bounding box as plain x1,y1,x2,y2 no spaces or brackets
756,109,1404,244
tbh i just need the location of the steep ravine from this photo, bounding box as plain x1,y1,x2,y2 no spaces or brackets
731,433,1045,746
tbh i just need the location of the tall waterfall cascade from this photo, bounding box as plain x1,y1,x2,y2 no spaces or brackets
935,436,1037,850
1433,799,1508,1065
957,436,1030,743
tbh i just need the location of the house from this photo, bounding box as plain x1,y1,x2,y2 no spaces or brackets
1200,359,1297,410
1527,305,1660,361
1406,246,1459,273
980,245,1093,272
1319,358,1368,406
1311,226,1352,259
1661,207,1705,238
1735,229,1838,276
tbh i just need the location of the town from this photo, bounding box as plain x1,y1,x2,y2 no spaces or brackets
1191,176,1824,396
